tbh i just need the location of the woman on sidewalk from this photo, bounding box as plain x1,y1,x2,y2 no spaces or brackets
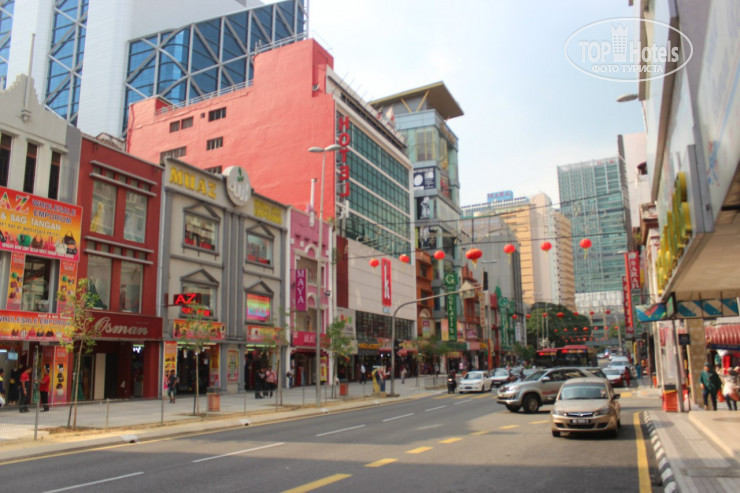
722,367,738,411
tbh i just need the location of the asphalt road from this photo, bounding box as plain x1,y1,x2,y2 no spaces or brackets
0,390,661,493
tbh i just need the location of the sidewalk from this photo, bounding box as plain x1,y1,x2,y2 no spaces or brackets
0,377,442,461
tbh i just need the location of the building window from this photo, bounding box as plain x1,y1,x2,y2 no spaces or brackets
88,255,112,309
91,181,116,235
124,191,147,243
48,151,61,200
184,212,218,251
169,121,180,132
181,117,193,129
0,134,11,187
180,281,215,318
120,261,143,313
246,233,273,266
23,143,37,193
20,256,52,313
246,292,271,322
206,137,223,151
208,108,226,121
160,146,186,162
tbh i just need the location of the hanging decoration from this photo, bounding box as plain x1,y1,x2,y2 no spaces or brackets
579,238,592,258
540,241,552,252
556,312,564,318
526,314,531,319
573,311,579,316
512,314,518,320
605,309,611,314
399,254,410,263
465,247,483,267
369,258,379,268
503,243,516,263
433,250,446,260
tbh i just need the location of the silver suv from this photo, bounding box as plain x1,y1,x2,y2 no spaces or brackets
497,367,598,413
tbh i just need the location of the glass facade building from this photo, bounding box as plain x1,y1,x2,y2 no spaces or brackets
0,0,14,89
557,157,630,295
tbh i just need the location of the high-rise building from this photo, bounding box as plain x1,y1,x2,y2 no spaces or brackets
557,157,630,315
3,0,306,135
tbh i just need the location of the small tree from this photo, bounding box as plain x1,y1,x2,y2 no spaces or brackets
263,325,289,406
326,317,352,398
58,278,102,430
513,342,535,366
415,336,449,384
174,304,214,416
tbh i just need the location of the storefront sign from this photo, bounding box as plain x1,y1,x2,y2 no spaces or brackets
293,330,317,347
422,319,431,338
487,190,514,203
163,340,177,391
656,172,692,294
381,258,392,307
173,319,224,340
413,168,436,191
357,341,379,351
0,186,82,261
445,272,457,342
227,349,239,383
57,260,78,315
335,307,356,339
246,293,271,322
91,312,163,340
168,166,217,199
223,166,251,206
625,251,640,289
173,293,201,306
246,325,278,344
5,252,25,310
0,310,72,340
254,197,283,225
295,269,307,312
337,115,351,198
622,276,634,336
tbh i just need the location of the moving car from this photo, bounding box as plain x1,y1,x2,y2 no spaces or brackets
497,367,596,413
458,370,493,393
608,356,636,378
602,367,625,387
551,377,621,437
491,368,516,387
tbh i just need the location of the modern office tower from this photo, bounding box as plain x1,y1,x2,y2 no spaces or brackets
461,193,575,310
2,0,305,136
557,157,630,315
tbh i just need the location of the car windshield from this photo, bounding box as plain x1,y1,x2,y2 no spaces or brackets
525,370,546,382
493,369,510,376
464,372,484,380
559,385,608,400
603,368,621,376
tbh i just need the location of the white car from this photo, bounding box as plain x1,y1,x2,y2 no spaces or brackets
458,371,493,393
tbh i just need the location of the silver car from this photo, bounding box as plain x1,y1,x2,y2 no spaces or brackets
551,377,621,437
458,370,493,393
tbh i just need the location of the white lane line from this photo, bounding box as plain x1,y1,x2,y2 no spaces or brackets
453,399,472,405
418,424,442,430
316,425,366,437
382,413,414,422
425,405,447,412
192,442,285,463
43,472,144,493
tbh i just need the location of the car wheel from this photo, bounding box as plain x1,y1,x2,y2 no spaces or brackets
522,394,540,414
609,427,619,438
505,404,521,413
552,430,561,437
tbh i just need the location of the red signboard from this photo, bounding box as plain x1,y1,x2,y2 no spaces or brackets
381,258,392,307
293,330,317,347
173,293,201,306
624,251,640,290
295,269,307,312
622,276,634,336
337,116,351,198
91,312,163,340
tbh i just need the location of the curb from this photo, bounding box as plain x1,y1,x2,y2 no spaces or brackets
643,411,678,493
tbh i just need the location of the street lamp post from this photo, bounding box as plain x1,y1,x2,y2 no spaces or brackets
308,144,341,408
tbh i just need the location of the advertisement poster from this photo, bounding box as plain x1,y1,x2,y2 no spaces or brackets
6,252,25,310
209,344,220,387
52,346,69,404
246,293,271,322
320,355,328,382
0,310,73,340
246,325,277,344
163,340,178,391
0,186,83,262
57,260,78,314
173,319,224,340
381,258,392,307
227,349,239,383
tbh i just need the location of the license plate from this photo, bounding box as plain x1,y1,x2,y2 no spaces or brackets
571,419,590,424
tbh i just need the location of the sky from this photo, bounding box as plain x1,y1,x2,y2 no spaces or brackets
308,0,646,208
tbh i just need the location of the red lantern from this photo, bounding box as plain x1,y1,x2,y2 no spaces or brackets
512,314,518,319
579,238,592,258
605,309,611,314
399,254,410,263
540,241,552,252
465,247,483,267
589,311,594,315
554,329,558,333
369,258,380,268
526,314,531,319
557,312,564,318
542,313,547,318
503,243,516,255
573,312,579,316
433,250,445,260
563,328,568,332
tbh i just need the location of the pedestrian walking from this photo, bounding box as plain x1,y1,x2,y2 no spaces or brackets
39,366,51,411
265,367,277,397
623,366,631,388
400,366,407,384
167,370,178,403
255,368,266,399
360,363,367,384
699,363,722,410
721,367,738,411
19,367,31,413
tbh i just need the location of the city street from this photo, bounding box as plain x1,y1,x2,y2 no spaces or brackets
0,390,661,493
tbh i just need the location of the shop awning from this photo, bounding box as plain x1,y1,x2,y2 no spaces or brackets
397,348,418,356
706,325,740,350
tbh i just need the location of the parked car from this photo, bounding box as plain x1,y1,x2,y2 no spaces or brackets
602,367,625,387
497,367,595,413
491,368,516,387
458,370,493,393
550,377,621,437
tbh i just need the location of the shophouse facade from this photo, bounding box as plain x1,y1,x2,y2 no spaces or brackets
126,39,417,383
161,158,287,395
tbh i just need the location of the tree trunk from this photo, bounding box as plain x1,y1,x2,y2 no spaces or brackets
66,341,83,430
193,351,200,415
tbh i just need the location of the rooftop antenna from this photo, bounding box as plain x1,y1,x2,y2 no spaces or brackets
21,33,36,122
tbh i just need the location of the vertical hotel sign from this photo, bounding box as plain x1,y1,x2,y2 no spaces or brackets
445,272,457,341
337,115,351,198
295,269,307,312
381,258,392,307
622,276,634,336
624,251,640,337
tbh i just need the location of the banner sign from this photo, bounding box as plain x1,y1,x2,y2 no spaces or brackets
413,167,436,191
0,310,72,340
163,340,177,391
292,330,317,347
52,346,70,404
173,319,224,340
381,258,392,307
625,251,640,289
295,269,307,312
445,272,457,341
0,186,82,261
622,276,634,336
227,349,239,383
246,325,277,344
90,312,163,340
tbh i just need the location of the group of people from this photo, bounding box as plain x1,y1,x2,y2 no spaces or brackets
700,363,739,411
253,367,277,399
0,365,51,413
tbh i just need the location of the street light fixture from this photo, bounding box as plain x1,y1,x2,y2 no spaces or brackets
308,144,341,408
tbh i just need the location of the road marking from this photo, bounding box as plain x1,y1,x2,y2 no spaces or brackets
282,473,351,493
192,442,285,462
439,437,463,444
473,394,490,399
622,392,633,398
470,430,489,436
382,413,414,422
315,425,366,437
406,446,432,454
433,394,450,399
418,424,442,430
453,399,472,405
529,420,550,424
365,458,397,468
425,405,446,412
633,412,652,492
499,425,519,430
43,472,144,493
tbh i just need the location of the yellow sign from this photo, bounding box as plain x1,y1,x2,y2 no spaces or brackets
169,167,217,199
254,197,283,225
656,172,692,294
